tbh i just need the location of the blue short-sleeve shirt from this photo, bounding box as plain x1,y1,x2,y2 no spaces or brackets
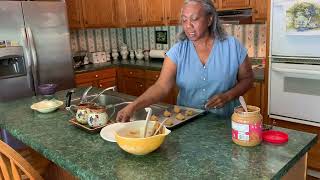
166,36,247,116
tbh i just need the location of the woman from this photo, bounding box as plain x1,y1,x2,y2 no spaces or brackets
116,0,253,122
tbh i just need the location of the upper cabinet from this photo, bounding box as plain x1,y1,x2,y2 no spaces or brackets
66,0,266,29
165,0,184,25
143,0,166,26
218,0,252,10
117,0,182,26
252,0,267,22
212,0,219,9
81,0,116,28
65,0,83,29
117,0,143,27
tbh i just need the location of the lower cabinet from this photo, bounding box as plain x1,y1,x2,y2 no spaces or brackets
116,68,177,104
74,68,117,88
243,82,262,108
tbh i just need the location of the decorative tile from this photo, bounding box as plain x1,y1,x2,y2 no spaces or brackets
162,26,169,50
125,28,132,50
131,27,137,50
149,27,156,50
137,27,143,49
245,25,255,57
103,29,111,52
258,24,267,57
71,24,267,58
78,29,87,51
169,26,177,47
70,30,78,52
234,25,244,45
117,28,124,46
110,28,117,49
143,27,150,50
95,29,103,52
155,26,162,50
87,29,95,52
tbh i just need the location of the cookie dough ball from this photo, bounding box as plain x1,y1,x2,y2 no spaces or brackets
175,113,185,121
173,105,181,113
163,110,172,117
164,118,174,126
185,109,194,116
150,115,158,121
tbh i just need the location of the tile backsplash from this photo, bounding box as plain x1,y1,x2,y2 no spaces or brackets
70,24,266,58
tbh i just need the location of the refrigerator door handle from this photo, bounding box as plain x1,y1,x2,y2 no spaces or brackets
21,27,35,91
26,27,39,94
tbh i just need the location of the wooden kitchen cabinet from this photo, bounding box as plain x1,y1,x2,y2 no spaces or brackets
65,0,83,29
145,70,177,104
165,0,184,25
243,82,262,108
118,68,146,96
81,0,116,28
74,68,116,88
117,0,144,27
143,0,166,26
218,0,252,10
212,0,219,9
252,0,267,22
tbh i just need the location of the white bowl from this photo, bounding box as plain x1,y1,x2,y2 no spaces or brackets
30,99,63,113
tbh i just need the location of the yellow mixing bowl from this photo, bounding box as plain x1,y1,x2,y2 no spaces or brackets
115,120,171,155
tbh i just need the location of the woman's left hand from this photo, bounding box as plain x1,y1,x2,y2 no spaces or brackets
205,93,231,109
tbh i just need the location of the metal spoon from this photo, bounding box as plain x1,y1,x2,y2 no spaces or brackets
239,96,248,112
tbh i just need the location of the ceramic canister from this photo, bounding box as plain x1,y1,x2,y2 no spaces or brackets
87,106,108,127
75,104,91,124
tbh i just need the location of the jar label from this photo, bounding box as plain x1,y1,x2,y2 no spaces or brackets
232,121,262,141
232,121,249,141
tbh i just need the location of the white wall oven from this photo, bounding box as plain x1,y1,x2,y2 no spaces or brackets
269,0,320,126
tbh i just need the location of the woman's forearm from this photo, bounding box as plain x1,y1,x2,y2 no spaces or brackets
225,75,254,102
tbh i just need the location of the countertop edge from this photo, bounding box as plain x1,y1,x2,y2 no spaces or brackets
272,133,318,179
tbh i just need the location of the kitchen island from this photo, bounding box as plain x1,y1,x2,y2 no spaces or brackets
0,89,317,180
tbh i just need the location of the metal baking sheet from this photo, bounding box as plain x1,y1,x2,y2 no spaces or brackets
150,105,206,129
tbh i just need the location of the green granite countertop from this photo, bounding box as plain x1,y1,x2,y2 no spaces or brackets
74,60,264,81
0,90,316,180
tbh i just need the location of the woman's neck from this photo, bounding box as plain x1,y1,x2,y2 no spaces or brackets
193,34,214,49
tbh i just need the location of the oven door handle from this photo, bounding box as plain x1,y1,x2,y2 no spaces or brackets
272,67,320,76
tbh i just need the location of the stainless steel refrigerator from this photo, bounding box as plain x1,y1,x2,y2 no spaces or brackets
0,1,74,102
0,1,75,149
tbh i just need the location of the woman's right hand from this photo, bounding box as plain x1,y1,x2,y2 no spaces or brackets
116,104,135,122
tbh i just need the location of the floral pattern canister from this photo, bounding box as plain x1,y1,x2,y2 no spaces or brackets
87,106,108,128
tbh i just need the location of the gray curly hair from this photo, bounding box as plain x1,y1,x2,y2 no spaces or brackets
178,0,226,41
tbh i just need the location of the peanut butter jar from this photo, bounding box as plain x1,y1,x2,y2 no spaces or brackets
231,105,262,147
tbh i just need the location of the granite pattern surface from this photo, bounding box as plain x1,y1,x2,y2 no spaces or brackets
0,90,317,180
74,60,264,81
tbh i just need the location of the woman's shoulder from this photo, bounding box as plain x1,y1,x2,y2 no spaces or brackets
167,40,190,54
170,39,190,49
219,35,240,45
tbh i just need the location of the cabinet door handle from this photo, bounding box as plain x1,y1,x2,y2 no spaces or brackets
155,75,159,78
129,72,133,75
95,75,99,78
99,84,102,88
140,84,143,87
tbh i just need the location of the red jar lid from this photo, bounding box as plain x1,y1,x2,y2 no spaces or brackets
262,130,289,144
